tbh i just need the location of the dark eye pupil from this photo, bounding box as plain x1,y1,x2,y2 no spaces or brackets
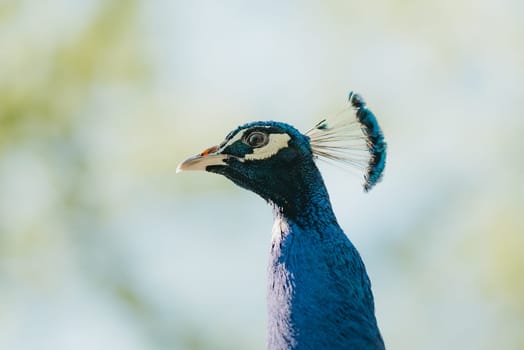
247,132,266,147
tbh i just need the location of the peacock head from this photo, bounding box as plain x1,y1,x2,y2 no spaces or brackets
177,93,387,214
177,121,316,210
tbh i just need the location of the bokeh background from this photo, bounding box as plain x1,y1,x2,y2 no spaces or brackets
1,0,523,349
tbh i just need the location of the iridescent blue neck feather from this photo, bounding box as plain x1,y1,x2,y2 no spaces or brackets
267,159,384,350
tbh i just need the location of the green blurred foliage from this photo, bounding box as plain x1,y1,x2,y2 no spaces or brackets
0,0,143,272
0,0,147,152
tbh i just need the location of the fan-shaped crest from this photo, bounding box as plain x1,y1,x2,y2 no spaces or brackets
306,92,387,192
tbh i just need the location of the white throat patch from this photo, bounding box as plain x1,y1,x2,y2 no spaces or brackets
271,215,290,243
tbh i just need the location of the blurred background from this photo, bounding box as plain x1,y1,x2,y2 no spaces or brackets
1,0,523,349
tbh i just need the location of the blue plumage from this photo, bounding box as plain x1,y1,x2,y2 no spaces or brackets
177,93,386,349
268,175,384,349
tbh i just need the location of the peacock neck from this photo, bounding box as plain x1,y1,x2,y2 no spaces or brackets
266,170,384,349
270,159,338,230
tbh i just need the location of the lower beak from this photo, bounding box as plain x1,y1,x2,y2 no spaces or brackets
176,152,229,173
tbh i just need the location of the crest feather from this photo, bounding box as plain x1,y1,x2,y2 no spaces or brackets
306,92,387,192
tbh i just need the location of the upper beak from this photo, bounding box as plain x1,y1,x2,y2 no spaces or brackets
176,145,229,173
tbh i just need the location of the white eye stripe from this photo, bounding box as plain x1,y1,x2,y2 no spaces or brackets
217,128,291,160
245,133,291,160
218,126,272,152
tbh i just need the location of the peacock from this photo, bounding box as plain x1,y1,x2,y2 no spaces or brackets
177,92,387,350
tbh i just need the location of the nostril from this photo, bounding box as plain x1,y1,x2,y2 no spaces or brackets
200,145,218,156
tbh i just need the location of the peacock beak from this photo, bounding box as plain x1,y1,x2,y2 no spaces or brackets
176,145,229,173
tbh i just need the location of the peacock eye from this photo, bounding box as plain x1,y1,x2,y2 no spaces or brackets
244,131,269,148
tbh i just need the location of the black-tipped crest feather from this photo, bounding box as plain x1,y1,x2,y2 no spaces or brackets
306,92,387,191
